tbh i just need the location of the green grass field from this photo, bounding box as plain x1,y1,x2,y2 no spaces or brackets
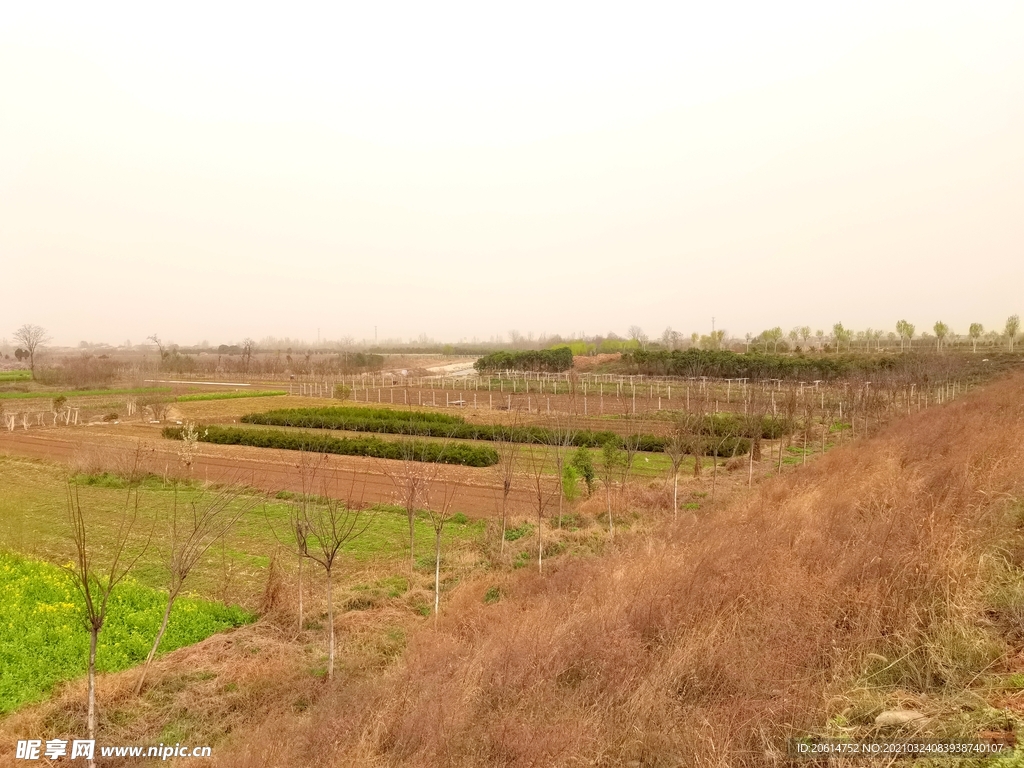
0,370,32,383
0,386,171,401
0,552,254,714
0,457,483,596
175,390,286,403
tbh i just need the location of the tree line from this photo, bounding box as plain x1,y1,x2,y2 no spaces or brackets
474,347,574,373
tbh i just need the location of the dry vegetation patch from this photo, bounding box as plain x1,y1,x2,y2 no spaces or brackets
211,373,1024,767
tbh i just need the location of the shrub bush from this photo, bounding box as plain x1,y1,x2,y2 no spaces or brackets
621,348,903,380
474,347,574,373
163,424,499,467
240,406,746,454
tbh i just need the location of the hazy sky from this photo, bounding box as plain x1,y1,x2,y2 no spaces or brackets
1,2,1021,346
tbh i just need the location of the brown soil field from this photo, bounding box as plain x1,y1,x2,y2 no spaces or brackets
0,425,540,517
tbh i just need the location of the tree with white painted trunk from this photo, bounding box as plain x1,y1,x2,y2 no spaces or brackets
424,470,459,625
1006,315,1020,352
134,484,255,694
492,407,524,557
65,467,153,765
381,442,435,572
294,459,370,680
969,323,983,353
524,437,554,574
664,413,693,520
598,438,622,537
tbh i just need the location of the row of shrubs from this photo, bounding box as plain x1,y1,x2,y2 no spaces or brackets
621,348,904,380
241,407,782,455
473,347,574,373
162,425,500,467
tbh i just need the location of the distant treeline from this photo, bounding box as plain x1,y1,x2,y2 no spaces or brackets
621,349,904,380
154,349,385,376
474,347,574,373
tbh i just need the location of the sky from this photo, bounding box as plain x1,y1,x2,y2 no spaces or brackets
1,1,1022,347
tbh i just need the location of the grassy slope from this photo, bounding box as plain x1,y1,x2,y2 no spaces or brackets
215,373,1024,766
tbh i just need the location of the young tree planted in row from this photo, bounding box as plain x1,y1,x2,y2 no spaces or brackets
1007,315,1020,352
525,437,554,574
933,321,949,351
492,407,524,557
65,476,153,762
425,472,459,625
969,323,984,353
134,484,256,694
599,439,622,537
295,461,370,680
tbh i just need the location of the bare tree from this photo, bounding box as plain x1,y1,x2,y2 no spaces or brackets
147,334,169,363
689,397,707,479
13,324,49,378
628,325,648,350
618,396,652,499
548,375,579,529
708,421,735,504
424,470,459,625
492,407,524,557
134,484,257,694
664,418,688,521
65,476,152,759
524,436,554,574
142,397,172,423
242,338,256,373
381,440,440,571
743,387,768,487
295,461,371,679
598,438,622,537
177,422,202,477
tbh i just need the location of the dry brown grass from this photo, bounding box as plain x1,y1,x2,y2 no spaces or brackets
213,373,1024,767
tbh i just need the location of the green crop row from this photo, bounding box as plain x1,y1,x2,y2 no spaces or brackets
240,407,773,455
0,386,171,401
0,552,252,714
0,370,32,382
163,424,500,467
175,390,287,403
